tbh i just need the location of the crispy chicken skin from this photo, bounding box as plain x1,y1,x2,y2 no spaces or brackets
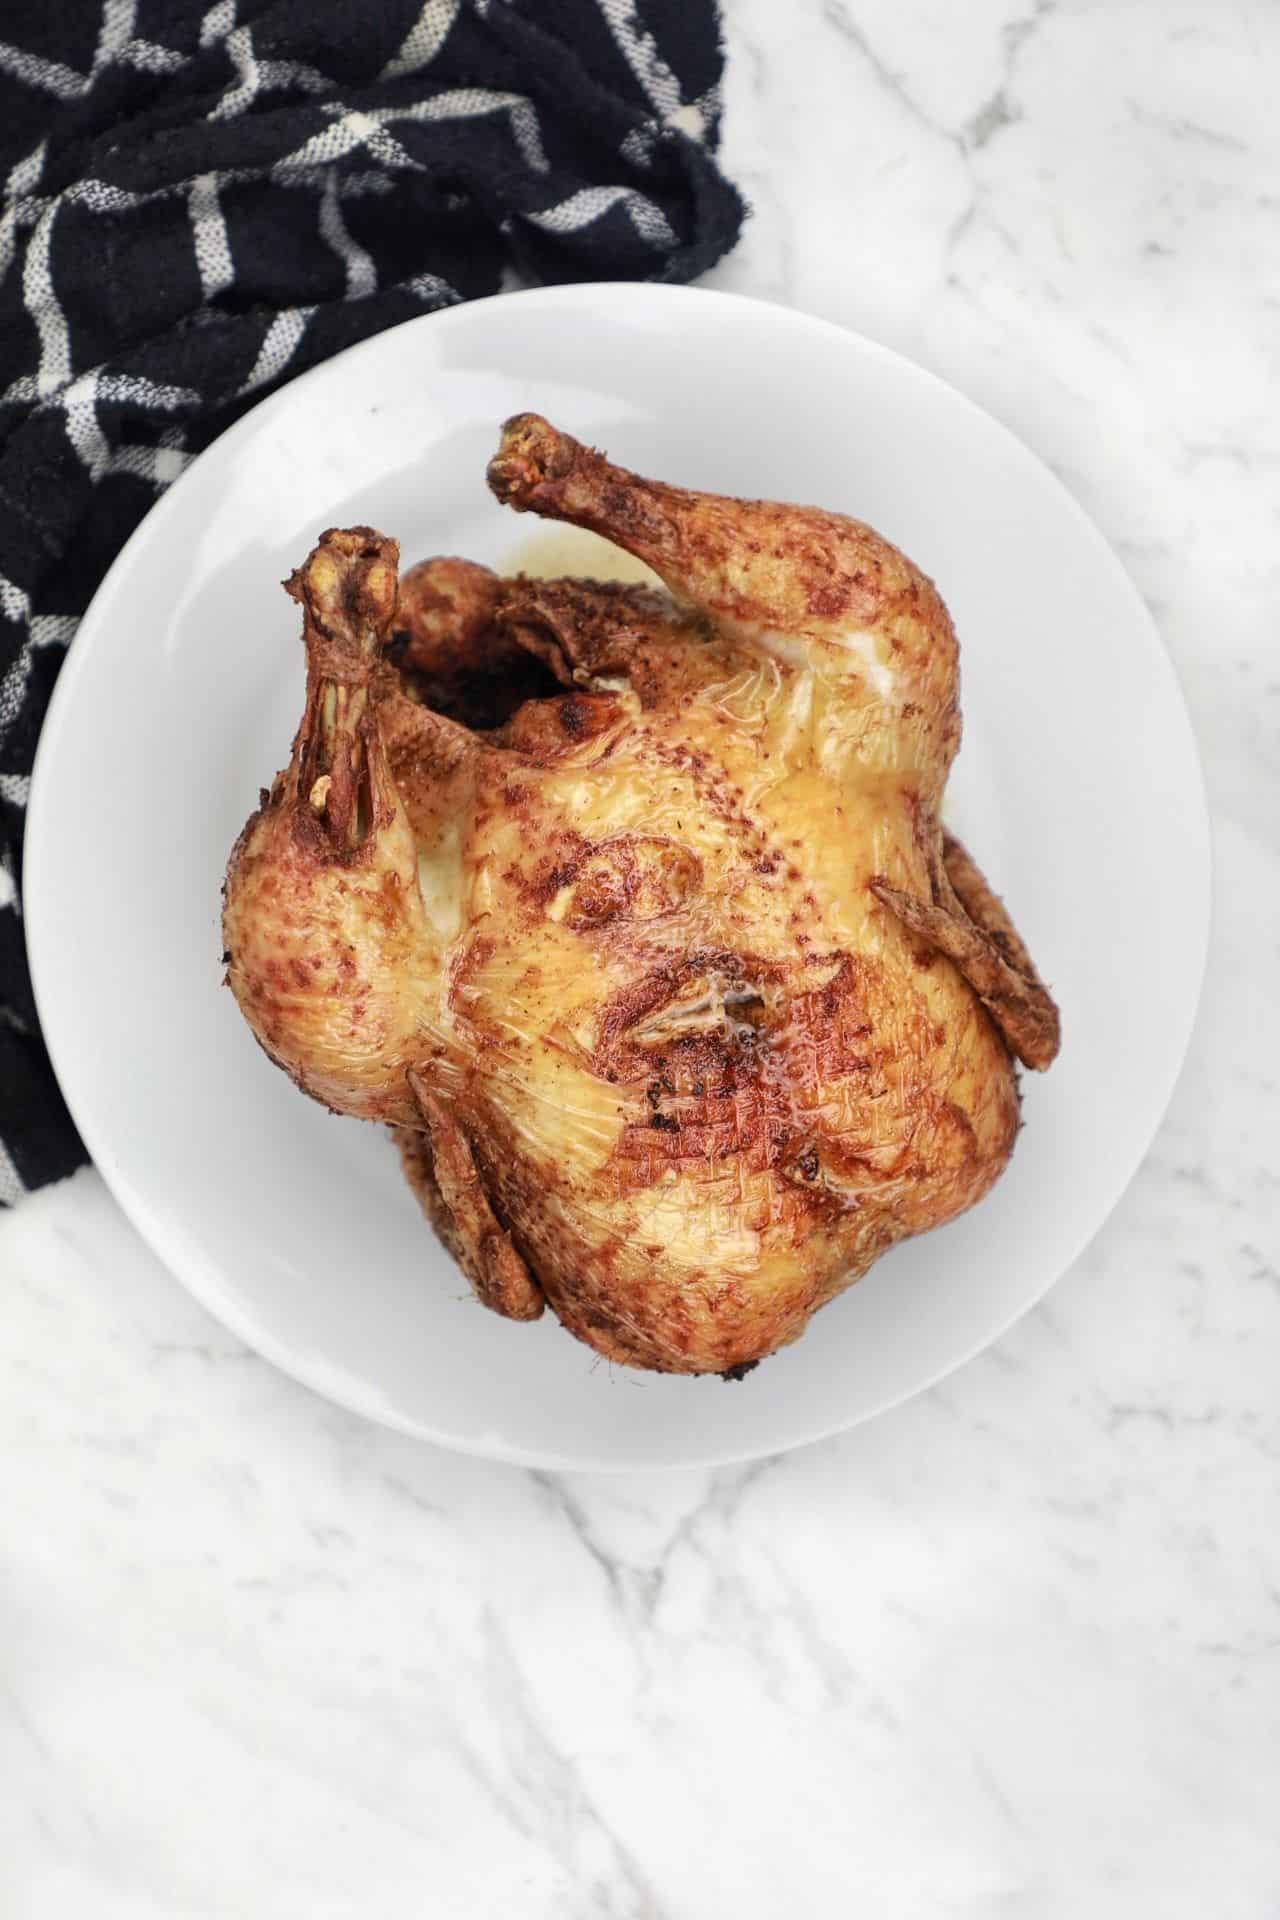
223,418,1059,1375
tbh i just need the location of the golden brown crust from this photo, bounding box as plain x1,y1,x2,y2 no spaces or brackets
406,1073,544,1321
222,420,1059,1375
870,835,1061,1071
486,413,960,763
392,557,569,731
941,831,1044,985
392,1122,467,1268
222,529,429,1126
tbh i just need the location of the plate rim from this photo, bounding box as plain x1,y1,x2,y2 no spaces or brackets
24,281,1213,1471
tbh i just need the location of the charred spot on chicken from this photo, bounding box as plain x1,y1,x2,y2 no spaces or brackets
223,417,1060,1376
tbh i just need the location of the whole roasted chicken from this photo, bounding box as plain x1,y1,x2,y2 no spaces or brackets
223,418,1059,1375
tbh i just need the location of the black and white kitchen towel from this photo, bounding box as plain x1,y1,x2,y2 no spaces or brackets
0,0,745,1202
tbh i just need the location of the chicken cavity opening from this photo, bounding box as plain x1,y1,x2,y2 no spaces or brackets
390,638,567,733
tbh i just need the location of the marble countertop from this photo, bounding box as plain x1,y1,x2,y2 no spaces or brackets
4,2,1278,1912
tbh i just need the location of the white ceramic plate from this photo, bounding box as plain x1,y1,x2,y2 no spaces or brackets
25,285,1209,1470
